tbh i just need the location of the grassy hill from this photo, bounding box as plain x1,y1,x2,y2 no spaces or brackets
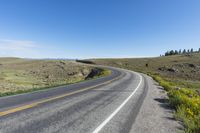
92,53,200,133
0,58,109,96
92,53,200,90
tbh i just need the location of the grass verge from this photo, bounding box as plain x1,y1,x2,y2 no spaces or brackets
151,74,200,133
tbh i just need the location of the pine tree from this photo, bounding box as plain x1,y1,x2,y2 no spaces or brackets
199,48,200,53
169,50,174,55
165,51,169,56
183,49,186,54
191,48,193,53
179,49,182,54
187,49,190,53
175,50,178,55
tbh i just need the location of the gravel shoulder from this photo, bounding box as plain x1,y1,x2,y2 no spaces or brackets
130,74,183,133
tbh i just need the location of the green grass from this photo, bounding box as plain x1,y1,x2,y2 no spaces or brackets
95,69,112,77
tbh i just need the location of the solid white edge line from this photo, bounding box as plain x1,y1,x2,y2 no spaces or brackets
92,72,143,133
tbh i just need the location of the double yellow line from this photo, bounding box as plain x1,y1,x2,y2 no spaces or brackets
0,74,122,117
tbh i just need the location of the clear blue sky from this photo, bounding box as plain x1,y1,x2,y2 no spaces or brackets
0,0,199,59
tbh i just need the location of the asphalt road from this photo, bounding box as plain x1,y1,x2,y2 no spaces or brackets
0,67,148,133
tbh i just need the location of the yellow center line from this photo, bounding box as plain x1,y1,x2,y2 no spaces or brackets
0,103,38,117
0,74,123,117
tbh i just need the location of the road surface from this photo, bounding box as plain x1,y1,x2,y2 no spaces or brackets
0,67,181,133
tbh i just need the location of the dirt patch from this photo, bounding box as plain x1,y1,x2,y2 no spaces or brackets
158,67,179,73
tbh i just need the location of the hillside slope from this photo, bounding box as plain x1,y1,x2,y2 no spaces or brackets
93,53,200,90
0,58,105,96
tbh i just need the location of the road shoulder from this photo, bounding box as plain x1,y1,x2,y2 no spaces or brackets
130,75,183,133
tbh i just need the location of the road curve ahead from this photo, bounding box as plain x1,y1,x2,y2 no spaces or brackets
0,67,147,133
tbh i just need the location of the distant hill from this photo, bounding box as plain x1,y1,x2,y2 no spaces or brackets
92,53,200,90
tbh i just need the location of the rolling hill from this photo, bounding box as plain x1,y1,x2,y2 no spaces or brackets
0,58,106,96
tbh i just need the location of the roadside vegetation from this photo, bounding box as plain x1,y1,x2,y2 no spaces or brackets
0,58,111,97
92,53,200,133
152,75,200,133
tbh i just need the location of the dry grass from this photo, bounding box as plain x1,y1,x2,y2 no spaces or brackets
92,53,200,90
0,58,105,95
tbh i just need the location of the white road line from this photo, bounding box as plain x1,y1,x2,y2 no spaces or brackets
92,73,143,133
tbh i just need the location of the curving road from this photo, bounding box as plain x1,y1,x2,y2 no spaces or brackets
0,67,148,133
